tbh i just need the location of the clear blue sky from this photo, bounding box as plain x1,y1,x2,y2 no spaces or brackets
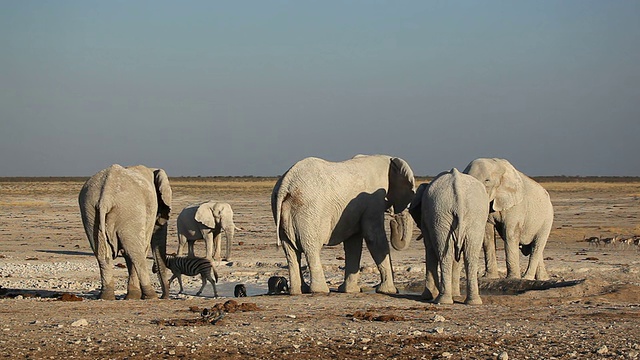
1,1,639,176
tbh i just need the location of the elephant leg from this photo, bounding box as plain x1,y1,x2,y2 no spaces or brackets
123,255,142,300
535,257,549,281
129,249,158,300
464,237,483,305
96,253,116,300
435,243,454,305
523,235,550,280
281,239,306,295
212,232,223,261
503,225,522,279
303,242,330,294
363,231,397,295
452,258,462,297
422,236,439,301
483,223,500,279
176,232,188,256
338,236,363,293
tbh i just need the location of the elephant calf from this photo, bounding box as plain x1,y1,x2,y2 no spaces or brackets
409,168,489,305
176,201,241,261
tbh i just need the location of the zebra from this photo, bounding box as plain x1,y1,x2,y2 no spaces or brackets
153,255,219,297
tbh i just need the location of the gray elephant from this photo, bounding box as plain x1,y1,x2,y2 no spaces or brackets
464,158,553,280
176,201,240,261
409,169,489,304
271,154,415,295
78,164,172,300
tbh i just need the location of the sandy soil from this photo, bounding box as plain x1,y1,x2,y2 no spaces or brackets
0,178,639,359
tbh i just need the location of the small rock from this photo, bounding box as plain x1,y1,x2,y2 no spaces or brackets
441,352,452,358
168,350,176,355
432,327,444,334
497,351,508,360
597,345,608,355
71,319,88,327
285,314,296,319
434,314,446,322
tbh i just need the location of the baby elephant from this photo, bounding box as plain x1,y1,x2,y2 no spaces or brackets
267,276,289,295
234,284,247,297
153,255,219,297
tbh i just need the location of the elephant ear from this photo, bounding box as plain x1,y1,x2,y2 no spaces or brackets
408,183,428,226
153,169,172,212
493,159,524,212
195,203,217,229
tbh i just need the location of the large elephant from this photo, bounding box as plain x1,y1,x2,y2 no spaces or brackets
78,164,172,300
271,154,416,295
409,169,489,304
176,201,240,261
464,158,553,280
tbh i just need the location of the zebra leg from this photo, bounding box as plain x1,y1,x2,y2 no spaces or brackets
196,275,207,296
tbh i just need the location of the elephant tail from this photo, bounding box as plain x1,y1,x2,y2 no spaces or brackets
451,213,464,263
273,188,288,248
96,202,117,259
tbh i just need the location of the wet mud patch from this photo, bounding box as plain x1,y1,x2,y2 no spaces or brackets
154,300,261,326
478,278,585,295
0,286,84,300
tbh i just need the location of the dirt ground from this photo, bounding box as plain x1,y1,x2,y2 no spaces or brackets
0,178,639,359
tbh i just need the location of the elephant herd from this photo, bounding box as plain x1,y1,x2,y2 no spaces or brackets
79,155,553,304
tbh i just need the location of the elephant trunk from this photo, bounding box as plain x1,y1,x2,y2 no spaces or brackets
390,210,413,251
223,226,234,261
151,215,170,299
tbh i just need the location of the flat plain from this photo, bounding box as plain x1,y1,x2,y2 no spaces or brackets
0,177,639,359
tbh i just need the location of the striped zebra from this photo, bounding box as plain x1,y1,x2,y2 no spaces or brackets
153,255,219,297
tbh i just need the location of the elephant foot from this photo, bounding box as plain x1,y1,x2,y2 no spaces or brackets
421,288,437,301
125,289,142,300
309,282,330,294
483,271,500,279
99,289,116,300
338,282,362,293
140,286,158,300
375,282,398,295
465,296,483,305
434,294,454,305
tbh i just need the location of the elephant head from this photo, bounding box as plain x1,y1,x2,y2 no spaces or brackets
407,182,429,227
150,168,172,298
463,158,524,212
194,202,236,260
387,157,416,251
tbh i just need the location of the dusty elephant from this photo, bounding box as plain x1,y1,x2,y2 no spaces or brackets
409,168,489,304
78,164,172,300
271,154,415,295
464,158,553,280
176,201,240,261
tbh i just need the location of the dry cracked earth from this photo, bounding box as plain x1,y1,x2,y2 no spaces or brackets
0,178,639,359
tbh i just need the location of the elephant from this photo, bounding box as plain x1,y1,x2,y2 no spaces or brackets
176,201,240,261
78,164,172,300
463,158,554,280
408,168,489,304
271,154,416,295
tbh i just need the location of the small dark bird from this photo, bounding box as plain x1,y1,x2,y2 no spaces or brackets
234,284,247,297
267,276,289,295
